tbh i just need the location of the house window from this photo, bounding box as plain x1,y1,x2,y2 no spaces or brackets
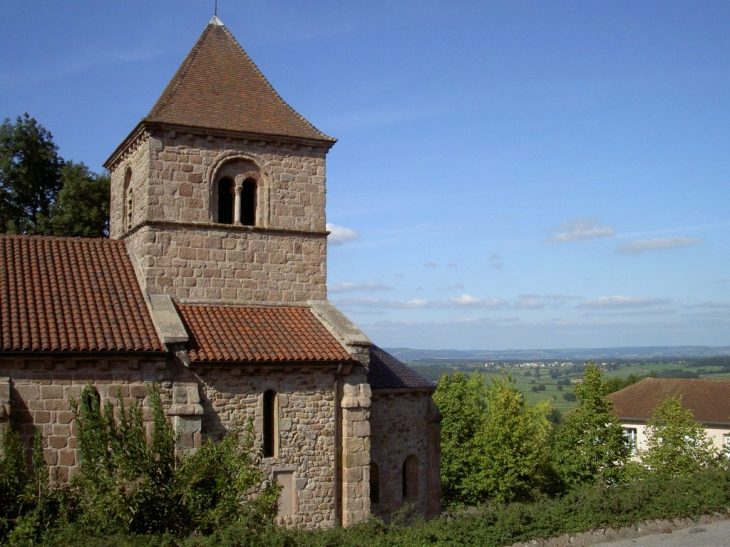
263,390,278,457
624,427,637,454
217,177,235,224
370,462,380,504
402,455,418,500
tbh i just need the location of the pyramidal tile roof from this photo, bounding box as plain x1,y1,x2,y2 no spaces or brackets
607,377,730,425
145,19,335,143
0,235,164,353
177,304,356,363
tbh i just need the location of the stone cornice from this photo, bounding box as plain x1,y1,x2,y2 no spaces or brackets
125,219,329,240
104,120,335,172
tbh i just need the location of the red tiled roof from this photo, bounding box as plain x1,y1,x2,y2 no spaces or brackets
177,304,356,363
607,378,730,425
0,235,164,353
144,21,335,143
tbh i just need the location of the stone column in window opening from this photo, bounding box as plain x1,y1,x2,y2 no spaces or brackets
234,175,244,225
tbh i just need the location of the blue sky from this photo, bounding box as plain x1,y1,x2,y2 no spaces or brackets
1,1,729,350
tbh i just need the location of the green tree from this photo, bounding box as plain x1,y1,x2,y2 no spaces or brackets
433,371,487,507
551,362,630,487
0,114,109,237
478,375,552,503
435,372,555,506
39,161,110,237
640,396,718,479
0,114,63,234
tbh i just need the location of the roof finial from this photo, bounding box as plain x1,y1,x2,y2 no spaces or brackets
209,0,223,26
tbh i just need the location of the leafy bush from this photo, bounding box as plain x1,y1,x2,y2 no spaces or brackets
68,384,182,535
1,383,278,543
67,384,279,537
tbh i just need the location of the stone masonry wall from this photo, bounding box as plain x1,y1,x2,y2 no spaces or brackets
109,133,151,239
0,359,368,529
369,391,441,521
125,224,326,304
340,373,372,526
109,131,330,305
1,357,175,482
196,365,339,528
109,131,329,238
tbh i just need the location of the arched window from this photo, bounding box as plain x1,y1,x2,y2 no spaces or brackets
217,177,235,224
123,167,133,231
263,389,277,457
402,455,418,500
211,159,261,226
370,462,380,504
240,177,256,226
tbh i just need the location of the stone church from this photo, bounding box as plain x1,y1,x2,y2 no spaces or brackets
0,17,440,528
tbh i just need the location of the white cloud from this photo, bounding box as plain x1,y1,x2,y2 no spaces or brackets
333,294,508,310
616,237,702,255
328,281,392,293
326,223,360,245
424,261,438,268
519,293,584,300
579,296,670,309
546,217,615,243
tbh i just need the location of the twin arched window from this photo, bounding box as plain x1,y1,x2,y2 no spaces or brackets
215,171,258,226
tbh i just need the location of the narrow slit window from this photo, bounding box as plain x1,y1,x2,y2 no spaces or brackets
123,167,133,231
263,389,277,457
370,462,380,504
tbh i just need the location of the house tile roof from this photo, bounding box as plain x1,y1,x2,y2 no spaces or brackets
607,378,730,425
177,304,356,364
367,346,435,390
144,20,335,144
0,235,164,353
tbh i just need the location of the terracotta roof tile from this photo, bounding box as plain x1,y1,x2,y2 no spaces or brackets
607,378,730,425
0,235,164,353
367,346,435,390
177,304,355,363
145,22,335,143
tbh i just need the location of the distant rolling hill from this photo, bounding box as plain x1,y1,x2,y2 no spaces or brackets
385,346,730,362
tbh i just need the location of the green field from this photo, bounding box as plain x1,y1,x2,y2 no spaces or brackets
409,357,730,415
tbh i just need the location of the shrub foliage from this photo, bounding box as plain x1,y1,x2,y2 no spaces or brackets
0,383,278,543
